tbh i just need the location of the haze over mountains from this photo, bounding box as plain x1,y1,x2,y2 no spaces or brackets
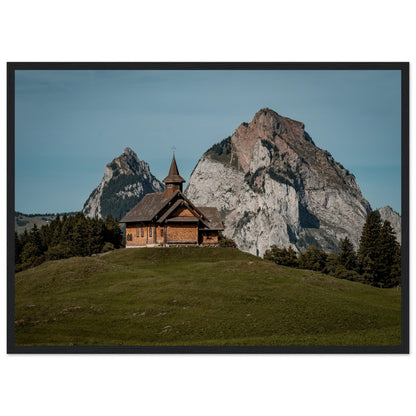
79,108,401,255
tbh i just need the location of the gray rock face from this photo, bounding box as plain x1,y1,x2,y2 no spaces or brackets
377,206,402,243
185,108,373,256
82,148,163,220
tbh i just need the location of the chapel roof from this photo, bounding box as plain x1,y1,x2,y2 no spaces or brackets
119,192,168,223
162,154,185,184
119,191,223,230
196,207,224,230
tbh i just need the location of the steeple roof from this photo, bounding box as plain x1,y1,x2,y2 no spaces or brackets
162,154,185,184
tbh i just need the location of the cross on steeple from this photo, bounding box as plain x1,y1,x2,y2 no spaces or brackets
171,145,176,155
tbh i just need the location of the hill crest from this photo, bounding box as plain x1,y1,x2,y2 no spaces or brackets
14,247,401,347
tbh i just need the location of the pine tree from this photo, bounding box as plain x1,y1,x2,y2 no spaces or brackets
72,213,89,256
20,229,30,247
50,214,62,246
59,214,69,243
357,212,401,287
29,224,44,257
338,237,357,270
39,224,51,249
323,253,339,274
51,224,62,247
358,211,382,284
358,211,382,261
377,220,400,287
87,217,105,255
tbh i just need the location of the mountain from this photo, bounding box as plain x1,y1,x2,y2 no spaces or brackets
377,206,402,243
82,148,164,220
186,108,374,256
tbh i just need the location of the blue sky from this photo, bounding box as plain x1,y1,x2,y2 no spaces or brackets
15,69,402,214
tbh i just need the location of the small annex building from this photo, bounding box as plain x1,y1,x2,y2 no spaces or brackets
120,155,224,247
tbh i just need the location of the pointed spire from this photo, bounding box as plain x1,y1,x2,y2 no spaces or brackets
163,154,185,197
163,154,185,184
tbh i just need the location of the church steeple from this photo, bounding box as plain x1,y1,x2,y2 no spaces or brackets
163,154,185,197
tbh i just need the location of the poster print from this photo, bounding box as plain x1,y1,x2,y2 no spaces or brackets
8,63,409,353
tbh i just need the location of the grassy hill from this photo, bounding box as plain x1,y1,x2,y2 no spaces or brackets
14,247,401,347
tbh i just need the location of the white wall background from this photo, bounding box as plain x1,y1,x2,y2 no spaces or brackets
1,1,414,415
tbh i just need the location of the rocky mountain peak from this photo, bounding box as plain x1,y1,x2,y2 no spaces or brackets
250,108,308,144
251,108,282,133
83,148,163,220
123,146,135,156
105,147,151,180
186,108,375,255
212,108,353,194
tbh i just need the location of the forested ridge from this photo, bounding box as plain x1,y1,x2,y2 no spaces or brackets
15,212,123,272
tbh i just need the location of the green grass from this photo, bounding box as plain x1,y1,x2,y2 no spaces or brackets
14,247,402,346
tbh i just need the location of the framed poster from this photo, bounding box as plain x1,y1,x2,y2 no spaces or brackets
7,62,409,353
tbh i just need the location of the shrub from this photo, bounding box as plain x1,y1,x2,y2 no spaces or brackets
334,265,364,283
298,246,327,271
218,232,237,248
264,245,298,267
102,242,115,253
20,242,39,266
45,244,72,261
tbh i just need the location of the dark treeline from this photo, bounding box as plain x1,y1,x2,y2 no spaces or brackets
15,211,80,218
15,213,123,272
264,211,401,288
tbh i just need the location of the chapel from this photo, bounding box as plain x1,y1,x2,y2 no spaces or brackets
120,155,223,247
